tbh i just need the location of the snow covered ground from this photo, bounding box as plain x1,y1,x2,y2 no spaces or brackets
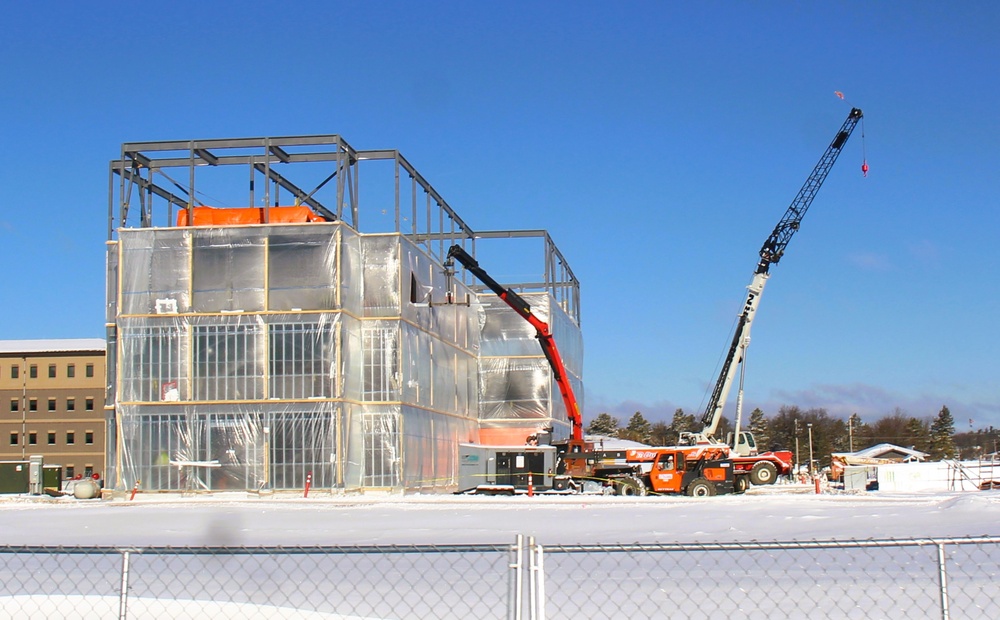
2,483,999,546
3,485,1000,619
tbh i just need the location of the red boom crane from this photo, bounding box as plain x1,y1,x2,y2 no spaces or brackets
447,245,584,444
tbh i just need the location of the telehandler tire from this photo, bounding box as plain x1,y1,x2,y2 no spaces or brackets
686,478,716,497
734,474,750,494
749,461,778,486
616,478,645,496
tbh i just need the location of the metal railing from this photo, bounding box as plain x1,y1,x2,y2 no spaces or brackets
1,536,997,619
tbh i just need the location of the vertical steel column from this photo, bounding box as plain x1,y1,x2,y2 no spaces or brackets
937,542,951,620
394,157,401,231
411,176,418,235
263,140,271,219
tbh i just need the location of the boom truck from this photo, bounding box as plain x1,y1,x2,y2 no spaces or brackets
448,245,740,497
680,107,865,484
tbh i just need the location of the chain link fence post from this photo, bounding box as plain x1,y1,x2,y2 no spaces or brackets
118,549,131,620
510,534,524,620
937,542,950,620
529,537,546,620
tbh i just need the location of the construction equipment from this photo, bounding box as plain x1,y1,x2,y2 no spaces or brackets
446,244,584,447
448,245,743,497
681,107,864,484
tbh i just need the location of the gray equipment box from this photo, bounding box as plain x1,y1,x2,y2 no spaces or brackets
458,444,557,494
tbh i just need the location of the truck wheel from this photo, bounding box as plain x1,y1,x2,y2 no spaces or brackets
616,478,644,496
686,478,716,497
750,461,778,485
734,475,749,494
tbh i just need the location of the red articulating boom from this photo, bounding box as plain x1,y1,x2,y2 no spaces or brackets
446,245,584,445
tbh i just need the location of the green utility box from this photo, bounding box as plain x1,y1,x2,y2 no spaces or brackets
43,465,62,491
0,461,31,494
0,460,63,494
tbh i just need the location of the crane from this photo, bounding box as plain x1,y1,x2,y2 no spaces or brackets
446,244,585,446
685,107,864,450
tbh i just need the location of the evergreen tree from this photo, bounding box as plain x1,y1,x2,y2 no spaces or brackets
649,421,672,446
585,413,620,437
929,405,958,460
904,417,932,454
620,411,652,443
667,408,698,439
747,408,770,449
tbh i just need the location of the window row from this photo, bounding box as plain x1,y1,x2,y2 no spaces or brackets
10,397,96,412
7,363,96,380
10,430,96,446
64,466,97,480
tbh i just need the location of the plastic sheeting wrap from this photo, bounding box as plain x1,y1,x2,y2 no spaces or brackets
478,292,584,441
111,223,483,493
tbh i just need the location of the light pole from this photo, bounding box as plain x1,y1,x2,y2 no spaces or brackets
807,423,815,476
794,419,801,475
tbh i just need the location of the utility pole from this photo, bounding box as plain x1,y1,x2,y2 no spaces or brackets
849,414,854,452
807,423,815,476
794,419,801,474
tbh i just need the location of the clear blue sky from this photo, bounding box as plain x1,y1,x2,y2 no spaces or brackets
3,2,998,429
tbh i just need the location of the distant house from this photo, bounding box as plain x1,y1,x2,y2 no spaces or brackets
852,443,929,462
831,443,928,482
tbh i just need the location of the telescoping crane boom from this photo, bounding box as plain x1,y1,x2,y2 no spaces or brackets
689,107,864,447
446,244,585,444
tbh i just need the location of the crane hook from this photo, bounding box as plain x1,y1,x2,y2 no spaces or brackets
861,160,869,177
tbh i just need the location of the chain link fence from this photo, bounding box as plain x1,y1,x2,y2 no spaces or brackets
1,536,997,619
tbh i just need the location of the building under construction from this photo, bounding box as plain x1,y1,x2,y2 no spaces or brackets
105,135,582,494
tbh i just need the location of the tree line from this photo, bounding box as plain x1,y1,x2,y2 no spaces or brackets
586,405,998,468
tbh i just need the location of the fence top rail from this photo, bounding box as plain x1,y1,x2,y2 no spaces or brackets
0,543,516,555
538,536,1000,554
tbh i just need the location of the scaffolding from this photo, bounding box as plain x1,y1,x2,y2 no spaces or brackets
106,135,582,494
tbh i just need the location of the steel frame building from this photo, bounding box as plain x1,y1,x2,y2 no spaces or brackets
105,135,582,494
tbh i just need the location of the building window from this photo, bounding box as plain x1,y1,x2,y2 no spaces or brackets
29,398,37,412
28,432,37,445
10,399,17,412
67,398,75,411
48,398,56,411
30,365,38,379
47,432,56,445
86,364,94,378
269,322,336,399
193,323,263,400
84,466,94,478
66,431,75,445
121,324,183,402
85,431,94,445
65,466,75,479
85,398,94,411
9,432,17,446
67,364,76,378
48,364,56,378
11,365,18,379
362,325,400,402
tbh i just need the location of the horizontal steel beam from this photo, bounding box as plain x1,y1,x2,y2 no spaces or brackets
122,135,356,153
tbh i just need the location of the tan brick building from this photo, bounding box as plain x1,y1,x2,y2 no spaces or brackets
0,339,106,479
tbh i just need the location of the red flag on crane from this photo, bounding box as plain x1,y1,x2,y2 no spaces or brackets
835,91,845,100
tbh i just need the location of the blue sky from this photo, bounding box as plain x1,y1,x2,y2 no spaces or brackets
3,2,998,428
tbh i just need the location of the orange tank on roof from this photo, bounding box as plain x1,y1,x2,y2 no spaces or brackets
176,206,326,227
